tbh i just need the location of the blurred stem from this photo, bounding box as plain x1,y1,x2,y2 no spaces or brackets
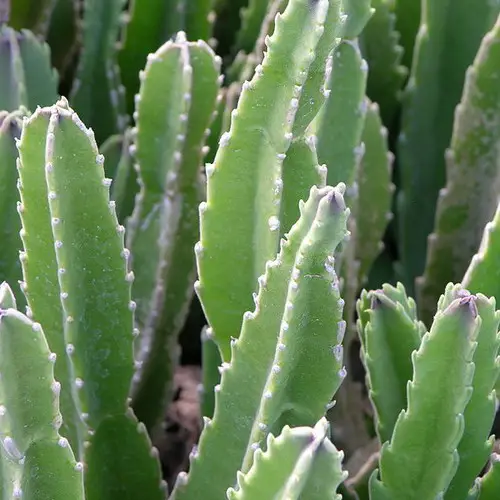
0,0,10,24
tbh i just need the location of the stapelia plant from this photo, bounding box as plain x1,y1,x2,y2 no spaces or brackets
3,0,500,499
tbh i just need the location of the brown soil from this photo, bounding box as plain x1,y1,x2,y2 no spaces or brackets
157,363,500,491
157,365,202,490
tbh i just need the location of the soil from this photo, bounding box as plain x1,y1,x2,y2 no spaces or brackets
157,365,202,491
157,347,500,491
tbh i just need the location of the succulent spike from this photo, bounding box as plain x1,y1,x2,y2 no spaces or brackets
200,327,221,420
297,436,347,500
45,100,132,424
293,0,342,138
233,0,274,55
328,345,372,458
17,97,164,499
356,288,371,346
356,101,394,285
170,185,349,500
0,281,16,309
227,419,347,500
100,134,125,180
315,38,368,196
279,139,326,238
16,105,84,458
220,83,239,137
312,4,372,457
0,26,26,111
204,87,226,164
84,411,166,500
313,0,370,281
0,110,25,309
241,186,349,472
128,35,221,431
22,439,83,500
418,15,500,326
0,282,19,499
70,0,128,145
0,307,84,499
463,204,500,303
356,283,423,444
395,0,500,296
232,0,289,85
118,0,185,116
475,454,500,499
464,210,500,405
46,0,80,75
9,0,56,35
278,0,342,237
0,25,58,112
126,36,190,347
341,0,374,38
441,287,500,500
107,131,138,224
17,28,59,111
434,282,464,311
359,0,407,128
370,292,480,499
331,239,373,457
196,0,330,362
337,224,359,320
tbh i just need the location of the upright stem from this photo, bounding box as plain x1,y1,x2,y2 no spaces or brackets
0,0,9,25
